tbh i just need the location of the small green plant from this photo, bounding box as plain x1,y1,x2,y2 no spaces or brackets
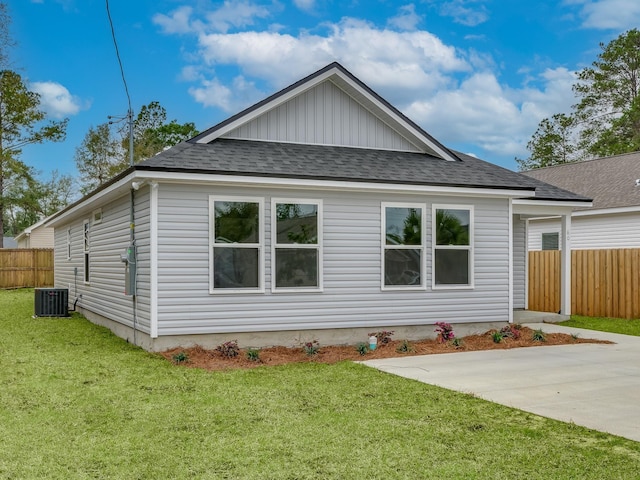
216,340,240,357
368,330,395,344
491,331,503,343
302,340,320,356
396,340,414,353
435,322,455,343
246,348,261,362
571,333,580,340
356,342,369,356
451,338,464,348
172,351,188,364
532,329,547,342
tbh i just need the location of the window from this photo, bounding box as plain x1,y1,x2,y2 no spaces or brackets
382,203,425,289
433,206,473,287
66,227,71,260
83,220,90,283
210,197,263,292
542,232,559,251
272,199,322,291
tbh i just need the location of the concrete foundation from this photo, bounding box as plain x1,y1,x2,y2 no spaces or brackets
76,306,510,352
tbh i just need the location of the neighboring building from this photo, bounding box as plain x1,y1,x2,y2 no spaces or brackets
44,63,589,351
3,237,18,249
522,153,640,251
15,216,55,249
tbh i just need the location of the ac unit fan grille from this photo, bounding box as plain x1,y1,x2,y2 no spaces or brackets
35,288,69,317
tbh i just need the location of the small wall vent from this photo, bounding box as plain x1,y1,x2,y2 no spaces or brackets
35,288,69,317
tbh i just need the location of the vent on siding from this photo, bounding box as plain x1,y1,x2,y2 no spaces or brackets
34,288,69,317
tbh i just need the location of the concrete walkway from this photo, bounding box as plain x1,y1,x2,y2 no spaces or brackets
363,323,640,442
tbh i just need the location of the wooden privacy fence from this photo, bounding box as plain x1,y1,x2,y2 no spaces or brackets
528,249,640,319
0,249,54,289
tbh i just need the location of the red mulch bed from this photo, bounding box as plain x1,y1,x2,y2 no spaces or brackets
160,327,612,371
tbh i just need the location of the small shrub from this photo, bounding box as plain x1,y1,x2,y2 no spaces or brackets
396,340,414,353
172,351,188,364
500,324,521,340
246,348,261,362
302,340,320,356
491,331,503,343
434,322,455,343
216,340,240,357
532,329,547,342
451,338,464,348
368,330,395,344
356,342,369,356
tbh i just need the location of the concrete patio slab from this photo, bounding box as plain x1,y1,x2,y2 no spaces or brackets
363,323,640,442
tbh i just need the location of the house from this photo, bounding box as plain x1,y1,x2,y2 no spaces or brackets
15,216,55,249
2,237,17,249
522,153,640,251
44,63,590,351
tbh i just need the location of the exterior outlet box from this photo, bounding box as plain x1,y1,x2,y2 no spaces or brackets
35,288,69,317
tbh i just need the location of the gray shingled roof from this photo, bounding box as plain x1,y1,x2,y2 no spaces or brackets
522,152,640,210
137,139,590,202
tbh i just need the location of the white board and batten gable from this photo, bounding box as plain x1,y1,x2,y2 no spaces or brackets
193,62,459,161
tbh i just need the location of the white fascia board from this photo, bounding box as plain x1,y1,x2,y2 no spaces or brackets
44,172,137,228
572,205,640,217
135,170,533,198
512,199,591,217
196,69,338,144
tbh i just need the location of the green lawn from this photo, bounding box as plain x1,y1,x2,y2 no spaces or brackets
1,289,639,479
560,315,640,337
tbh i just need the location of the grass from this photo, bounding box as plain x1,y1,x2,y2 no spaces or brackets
559,315,640,337
1,289,639,479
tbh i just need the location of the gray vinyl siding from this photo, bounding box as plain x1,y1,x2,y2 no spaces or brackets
528,212,640,250
155,183,510,335
512,215,526,309
53,191,151,332
222,80,421,152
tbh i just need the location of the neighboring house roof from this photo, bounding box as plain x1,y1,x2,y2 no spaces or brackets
139,139,589,201
522,152,640,211
14,215,54,243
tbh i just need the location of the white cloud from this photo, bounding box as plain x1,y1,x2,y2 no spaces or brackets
293,0,315,11
153,1,272,35
188,75,262,112
569,0,640,29
440,0,489,27
405,68,576,157
30,81,86,118
388,4,423,31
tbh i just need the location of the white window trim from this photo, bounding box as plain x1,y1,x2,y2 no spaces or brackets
381,202,426,291
432,204,474,290
83,220,90,284
271,198,323,293
209,195,264,294
66,227,72,261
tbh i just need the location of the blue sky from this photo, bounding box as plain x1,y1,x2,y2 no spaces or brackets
11,0,640,181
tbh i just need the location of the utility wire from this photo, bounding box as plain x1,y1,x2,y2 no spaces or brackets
105,0,131,112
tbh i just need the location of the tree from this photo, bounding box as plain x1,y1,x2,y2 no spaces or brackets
516,114,580,170
0,70,67,245
518,29,640,170
75,123,121,195
76,101,198,193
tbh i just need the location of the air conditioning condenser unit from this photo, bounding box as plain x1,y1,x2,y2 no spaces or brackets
34,288,69,317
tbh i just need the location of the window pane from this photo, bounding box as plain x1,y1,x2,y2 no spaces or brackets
434,249,469,285
213,247,259,288
214,201,259,243
385,207,422,245
275,249,318,288
384,249,421,286
542,233,559,251
436,209,470,246
276,203,318,244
